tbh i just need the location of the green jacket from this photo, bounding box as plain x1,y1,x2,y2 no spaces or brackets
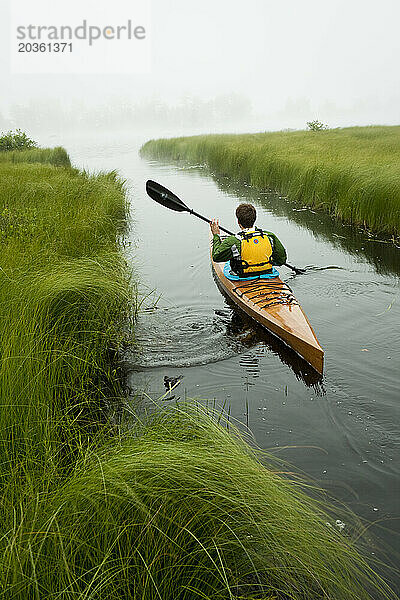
212,230,287,266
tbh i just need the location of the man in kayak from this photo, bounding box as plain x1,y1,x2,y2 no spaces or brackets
210,203,287,278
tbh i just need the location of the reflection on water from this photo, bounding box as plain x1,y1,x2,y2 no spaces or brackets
216,285,325,391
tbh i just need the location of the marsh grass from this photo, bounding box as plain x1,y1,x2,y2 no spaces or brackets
0,148,135,597
0,146,71,166
0,146,397,599
3,403,397,599
141,125,400,235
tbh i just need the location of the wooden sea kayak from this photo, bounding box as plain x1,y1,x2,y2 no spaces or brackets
210,236,324,374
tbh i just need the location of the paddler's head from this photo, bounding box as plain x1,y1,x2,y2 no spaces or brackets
236,204,256,230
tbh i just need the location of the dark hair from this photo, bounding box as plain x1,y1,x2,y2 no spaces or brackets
236,203,256,228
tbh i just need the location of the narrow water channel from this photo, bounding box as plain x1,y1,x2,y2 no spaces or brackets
55,131,400,586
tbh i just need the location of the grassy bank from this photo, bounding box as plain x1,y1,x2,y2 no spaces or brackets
0,145,134,597
0,144,397,599
7,403,397,600
141,125,400,235
0,146,71,166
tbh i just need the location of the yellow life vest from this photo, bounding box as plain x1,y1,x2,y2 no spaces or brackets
232,228,273,276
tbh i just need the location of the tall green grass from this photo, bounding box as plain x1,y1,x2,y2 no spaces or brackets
2,404,397,600
0,147,397,599
0,153,133,456
0,146,71,166
0,147,135,597
141,126,400,235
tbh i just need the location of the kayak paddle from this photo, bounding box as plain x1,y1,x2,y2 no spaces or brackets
146,180,234,235
146,180,306,275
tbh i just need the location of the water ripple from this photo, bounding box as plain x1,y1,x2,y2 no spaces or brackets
129,306,251,369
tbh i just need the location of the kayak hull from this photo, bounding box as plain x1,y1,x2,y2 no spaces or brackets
210,237,324,374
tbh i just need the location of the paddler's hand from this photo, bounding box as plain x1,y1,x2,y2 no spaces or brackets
210,218,220,235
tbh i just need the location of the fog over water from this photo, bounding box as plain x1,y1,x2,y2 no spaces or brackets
0,0,399,134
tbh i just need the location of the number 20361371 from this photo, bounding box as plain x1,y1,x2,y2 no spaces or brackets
18,43,73,53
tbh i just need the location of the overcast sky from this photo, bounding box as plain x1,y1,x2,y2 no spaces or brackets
0,0,399,127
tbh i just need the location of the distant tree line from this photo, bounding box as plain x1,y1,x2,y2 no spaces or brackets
1,94,253,133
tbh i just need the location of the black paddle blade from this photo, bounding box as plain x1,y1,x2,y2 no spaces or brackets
146,180,189,213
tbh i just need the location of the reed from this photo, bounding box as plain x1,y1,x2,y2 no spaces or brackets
141,125,400,235
0,146,71,166
0,147,135,597
3,404,396,600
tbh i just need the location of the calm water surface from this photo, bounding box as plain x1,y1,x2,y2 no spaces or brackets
51,131,400,586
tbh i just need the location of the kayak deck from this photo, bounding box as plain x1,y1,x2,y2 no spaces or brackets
210,239,324,374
